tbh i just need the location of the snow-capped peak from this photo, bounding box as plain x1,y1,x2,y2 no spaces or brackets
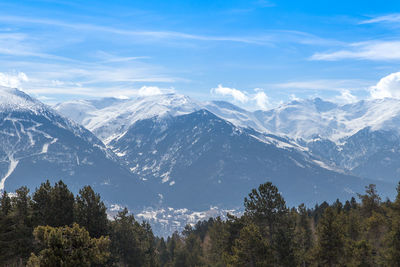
0,86,45,113
55,93,202,144
55,92,400,145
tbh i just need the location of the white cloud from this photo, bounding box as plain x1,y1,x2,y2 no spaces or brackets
336,89,357,103
0,72,28,88
289,94,300,101
253,91,269,109
370,72,400,99
212,84,249,103
212,85,270,110
137,86,163,96
311,41,400,61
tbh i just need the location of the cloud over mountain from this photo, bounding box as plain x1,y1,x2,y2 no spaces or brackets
370,72,400,99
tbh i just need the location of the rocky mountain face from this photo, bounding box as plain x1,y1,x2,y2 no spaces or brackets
108,109,386,209
55,94,400,186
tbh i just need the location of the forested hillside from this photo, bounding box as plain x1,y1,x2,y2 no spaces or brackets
1,180,400,266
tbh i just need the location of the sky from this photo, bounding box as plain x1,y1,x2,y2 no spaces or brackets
1,0,400,109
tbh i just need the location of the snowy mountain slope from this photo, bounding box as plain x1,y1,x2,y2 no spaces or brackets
0,87,155,208
255,97,400,142
53,97,128,125
109,109,391,209
254,97,400,183
203,100,268,133
306,127,400,183
55,94,201,144
55,93,400,185
254,98,342,141
56,94,400,144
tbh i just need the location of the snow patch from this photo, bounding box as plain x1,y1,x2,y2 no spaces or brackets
41,138,57,154
0,157,19,191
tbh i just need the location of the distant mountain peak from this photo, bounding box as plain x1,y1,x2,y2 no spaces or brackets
0,86,45,113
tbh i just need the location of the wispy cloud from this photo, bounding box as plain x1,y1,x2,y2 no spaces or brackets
360,14,400,24
311,41,400,61
276,79,371,91
0,15,270,45
0,56,182,101
0,32,73,61
93,51,150,63
0,15,340,48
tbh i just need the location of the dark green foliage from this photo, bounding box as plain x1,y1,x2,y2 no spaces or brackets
3,179,400,266
315,206,344,266
74,185,109,238
157,238,170,266
358,184,382,217
386,215,400,266
229,223,273,266
244,181,287,237
0,187,34,265
0,181,154,266
32,180,74,227
0,190,11,216
51,181,75,227
110,208,156,266
27,223,110,267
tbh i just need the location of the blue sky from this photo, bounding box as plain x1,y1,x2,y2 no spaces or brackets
1,0,400,109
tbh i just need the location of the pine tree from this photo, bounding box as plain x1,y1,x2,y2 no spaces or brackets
174,233,204,267
229,223,274,267
0,190,15,264
273,217,297,266
27,223,110,266
0,190,11,216
32,180,74,227
32,180,52,226
74,185,109,238
110,208,156,266
206,217,230,266
295,204,313,266
13,186,35,262
50,181,74,227
358,184,381,218
244,182,287,238
386,215,400,266
157,238,170,266
315,206,344,266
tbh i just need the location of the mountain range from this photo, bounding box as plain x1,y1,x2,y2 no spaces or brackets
1,87,398,235
55,94,400,185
